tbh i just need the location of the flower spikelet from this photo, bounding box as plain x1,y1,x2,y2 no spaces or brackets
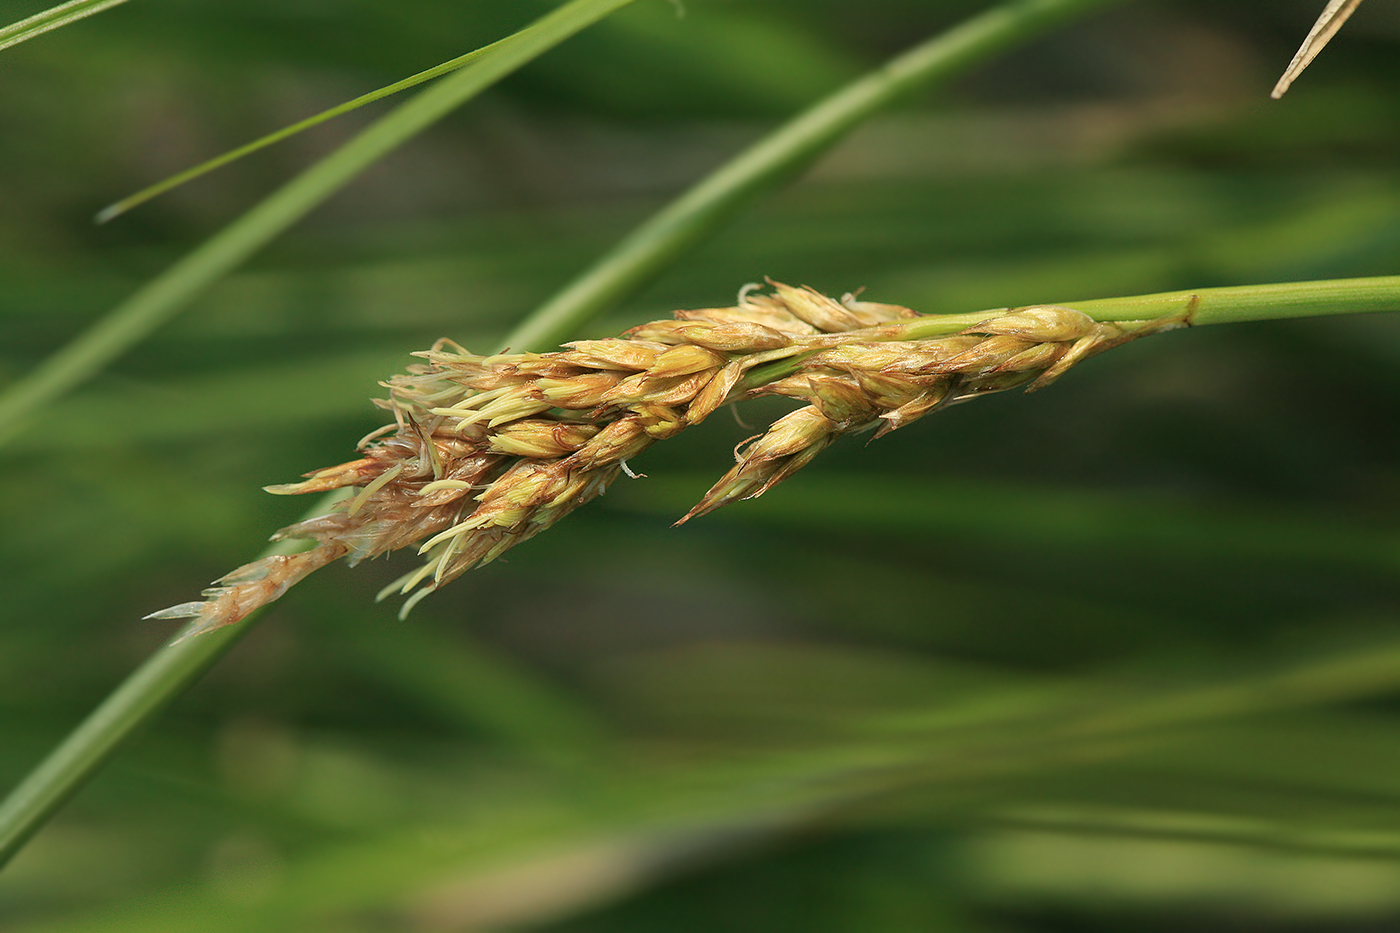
148,285,1182,635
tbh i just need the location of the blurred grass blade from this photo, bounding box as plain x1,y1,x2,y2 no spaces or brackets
989,800,1400,862
1271,0,1364,98
0,0,638,450
0,0,129,53
96,44,498,223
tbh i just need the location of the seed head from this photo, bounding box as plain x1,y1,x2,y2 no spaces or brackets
148,284,1183,635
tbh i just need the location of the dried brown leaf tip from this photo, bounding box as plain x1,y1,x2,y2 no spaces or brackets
148,283,1184,637
1272,0,1364,99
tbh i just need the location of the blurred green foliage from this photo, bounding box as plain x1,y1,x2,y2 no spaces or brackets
3,0,1400,929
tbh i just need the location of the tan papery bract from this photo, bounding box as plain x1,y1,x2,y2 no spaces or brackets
148,284,1182,635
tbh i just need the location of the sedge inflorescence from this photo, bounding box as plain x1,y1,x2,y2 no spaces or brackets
148,282,1180,637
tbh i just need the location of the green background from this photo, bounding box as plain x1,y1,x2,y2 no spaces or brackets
3,1,1400,929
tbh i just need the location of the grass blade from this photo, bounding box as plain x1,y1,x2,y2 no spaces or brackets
0,0,129,53
95,44,498,223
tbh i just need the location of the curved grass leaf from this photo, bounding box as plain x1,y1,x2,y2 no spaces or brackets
0,0,129,53
95,44,498,224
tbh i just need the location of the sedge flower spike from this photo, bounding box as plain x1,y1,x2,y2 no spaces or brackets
147,284,1185,637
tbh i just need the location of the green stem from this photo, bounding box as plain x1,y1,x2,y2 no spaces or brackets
0,538,291,866
900,274,1400,336
0,0,130,53
1067,274,1400,325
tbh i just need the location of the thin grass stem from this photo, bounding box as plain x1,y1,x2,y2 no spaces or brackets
1068,275,1400,325
95,44,500,224
0,0,130,53
0,528,309,867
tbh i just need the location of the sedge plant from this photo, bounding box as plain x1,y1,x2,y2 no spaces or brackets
1,2,1399,926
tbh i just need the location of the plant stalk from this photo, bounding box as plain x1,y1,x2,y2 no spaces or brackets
0,0,130,53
